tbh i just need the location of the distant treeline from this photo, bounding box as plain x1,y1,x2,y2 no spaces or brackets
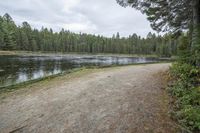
0,13,181,56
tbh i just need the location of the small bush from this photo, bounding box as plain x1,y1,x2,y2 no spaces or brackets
170,63,199,82
169,63,200,132
178,106,200,131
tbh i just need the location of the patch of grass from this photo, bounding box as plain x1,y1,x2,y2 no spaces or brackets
0,67,85,95
0,50,162,58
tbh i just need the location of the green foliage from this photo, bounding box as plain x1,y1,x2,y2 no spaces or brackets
191,25,200,66
177,34,191,64
117,0,192,34
169,63,200,132
119,0,200,131
117,0,200,67
178,105,200,131
0,13,17,50
170,63,199,81
0,13,178,56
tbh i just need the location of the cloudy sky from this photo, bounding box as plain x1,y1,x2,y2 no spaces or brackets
0,0,156,37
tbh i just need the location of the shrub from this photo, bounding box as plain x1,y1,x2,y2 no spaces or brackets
169,63,200,132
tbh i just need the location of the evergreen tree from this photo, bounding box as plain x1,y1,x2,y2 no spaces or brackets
0,13,179,56
1,13,17,50
117,0,200,65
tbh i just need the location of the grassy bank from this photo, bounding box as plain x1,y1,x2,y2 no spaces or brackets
0,50,160,58
0,67,100,100
0,62,171,96
0,67,86,95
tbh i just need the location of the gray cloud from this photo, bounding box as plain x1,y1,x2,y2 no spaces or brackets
0,0,156,37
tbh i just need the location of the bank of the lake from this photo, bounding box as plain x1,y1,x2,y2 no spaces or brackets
0,50,160,57
0,52,170,88
0,62,170,95
0,63,179,133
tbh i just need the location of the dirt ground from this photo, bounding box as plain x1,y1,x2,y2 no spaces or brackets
0,63,179,133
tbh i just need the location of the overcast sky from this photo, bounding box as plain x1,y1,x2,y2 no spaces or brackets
0,0,156,37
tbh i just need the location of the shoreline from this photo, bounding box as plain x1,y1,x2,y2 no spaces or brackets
0,50,163,58
0,63,178,132
0,62,171,95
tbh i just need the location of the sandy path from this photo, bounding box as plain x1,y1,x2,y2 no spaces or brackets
0,63,178,133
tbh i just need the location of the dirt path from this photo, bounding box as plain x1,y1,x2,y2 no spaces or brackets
0,63,178,133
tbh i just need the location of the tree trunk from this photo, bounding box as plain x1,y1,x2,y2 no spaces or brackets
191,0,200,66
193,0,200,25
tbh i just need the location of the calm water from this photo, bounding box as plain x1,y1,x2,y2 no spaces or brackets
0,55,163,87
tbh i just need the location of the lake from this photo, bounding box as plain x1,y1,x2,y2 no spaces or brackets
0,55,165,87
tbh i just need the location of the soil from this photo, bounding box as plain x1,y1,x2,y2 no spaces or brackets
0,63,179,133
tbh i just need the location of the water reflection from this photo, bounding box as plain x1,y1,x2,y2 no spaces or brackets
0,55,162,87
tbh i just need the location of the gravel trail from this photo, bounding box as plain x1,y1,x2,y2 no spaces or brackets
0,63,178,133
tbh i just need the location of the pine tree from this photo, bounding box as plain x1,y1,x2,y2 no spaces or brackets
117,0,192,33
178,33,190,63
20,30,29,50
117,0,200,65
0,16,4,50
0,13,180,56
1,13,17,50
